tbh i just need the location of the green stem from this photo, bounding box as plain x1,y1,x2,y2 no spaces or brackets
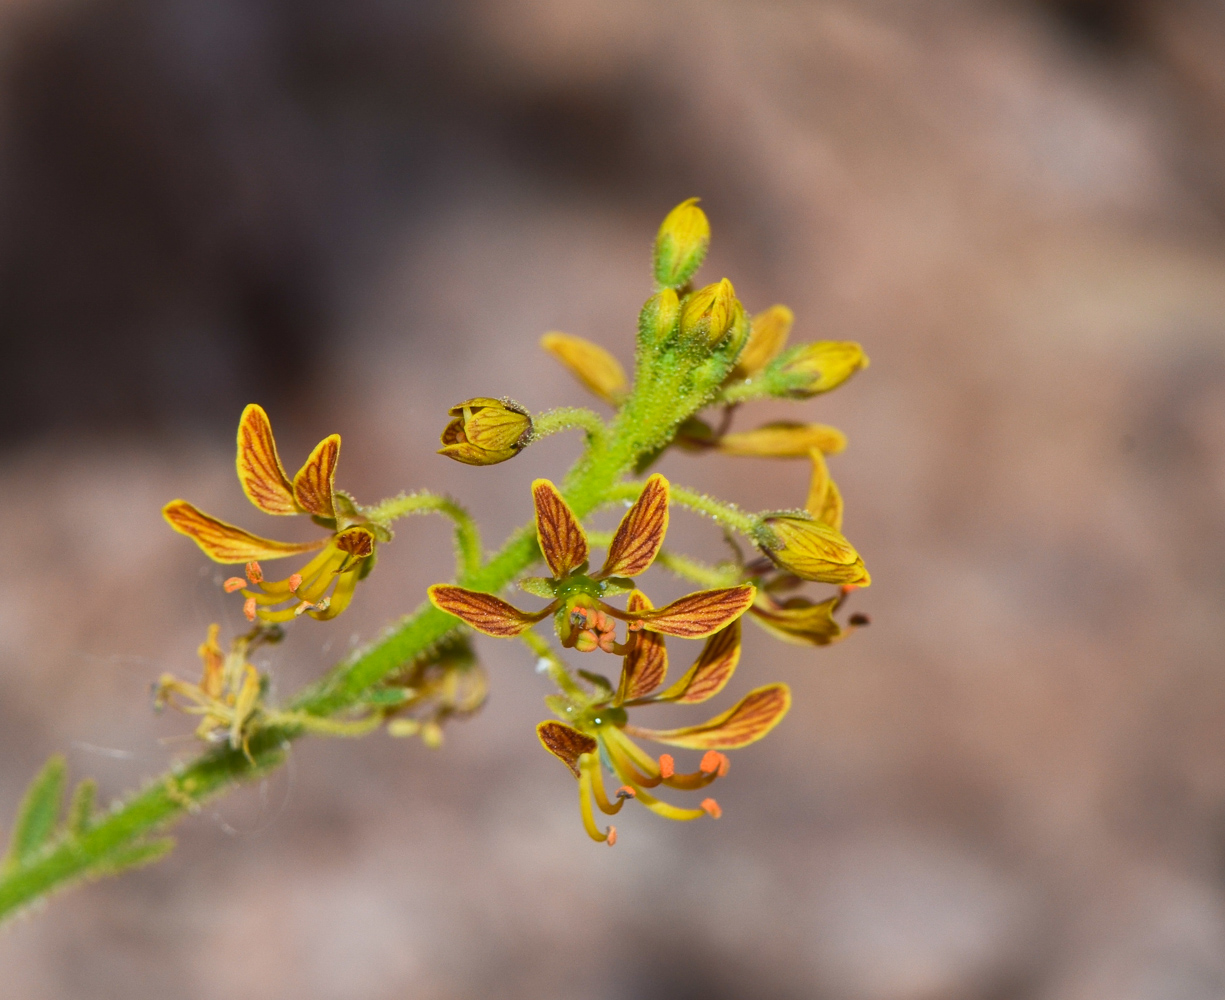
605,480,765,542
529,407,607,450
363,491,482,577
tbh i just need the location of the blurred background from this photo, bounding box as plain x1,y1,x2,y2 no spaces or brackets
3,0,1225,996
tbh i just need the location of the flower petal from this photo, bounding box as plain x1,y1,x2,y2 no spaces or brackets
633,585,755,639
536,721,597,777
750,595,845,646
428,585,551,637
532,479,588,578
615,591,668,703
627,683,791,750
600,474,669,578
236,404,297,515
733,304,793,377
292,434,340,519
806,451,843,531
655,620,740,704
717,422,847,458
163,500,326,564
540,332,629,405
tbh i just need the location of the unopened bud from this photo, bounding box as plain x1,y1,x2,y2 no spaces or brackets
734,305,793,377
761,514,870,586
540,332,628,405
775,341,869,397
679,279,737,347
653,197,710,289
439,397,533,466
637,288,680,350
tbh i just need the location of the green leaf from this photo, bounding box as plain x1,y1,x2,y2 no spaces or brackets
363,688,413,706
4,755,67,869
68,779,97,837
94,837,175,877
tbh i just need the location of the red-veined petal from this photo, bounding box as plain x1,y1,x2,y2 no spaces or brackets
627,683,791,750
292,434,341,519
428,585,552,637
532,479,588,578
615,590,668,703
654,620,740,704
163,500,326,564
236,404,297,515
632,585,755,638
537,721,597,777
599,474,669,578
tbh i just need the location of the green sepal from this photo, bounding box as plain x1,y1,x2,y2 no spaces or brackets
4,755,67,870
357,550,378,581
577,669,614,694
598,577,634,597
518,576,555,598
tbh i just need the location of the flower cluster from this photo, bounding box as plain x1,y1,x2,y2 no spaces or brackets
156,196,872,847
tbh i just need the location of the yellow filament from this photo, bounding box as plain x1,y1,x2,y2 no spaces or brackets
586,751,626,816
577,755,611,842
602,728,661,787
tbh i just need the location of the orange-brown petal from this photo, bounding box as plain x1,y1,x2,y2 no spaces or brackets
599,473,669,578
335,526,375,560
655,620,740,704
428,585,551,637
616,590,668,703
292,434,341,519
633,585,755,639
235,404,297,515
532,479,588,578
627,683,791,750
536,721,597,777
163,500,326,564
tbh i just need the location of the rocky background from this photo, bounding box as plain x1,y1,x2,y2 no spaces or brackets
3,1,1225,997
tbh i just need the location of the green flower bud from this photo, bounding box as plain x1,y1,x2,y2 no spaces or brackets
653,197,710,289
637,287,681,352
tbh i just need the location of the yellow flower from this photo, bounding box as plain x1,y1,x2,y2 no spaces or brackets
760,513,869,586
733,304,793,378
535,615,790,844
429,474,755,650
438,397,533,466
539,333,628,406
163,404,380,622
804,448,843,531
653,197,711,289
154,624,264,757
679,279,739,347
774,341,869,397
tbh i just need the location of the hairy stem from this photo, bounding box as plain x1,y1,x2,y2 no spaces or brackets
363,491,482,577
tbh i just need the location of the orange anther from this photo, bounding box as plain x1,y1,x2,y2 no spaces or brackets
288,573,303,592
606,826,617,846
245,561,263,584
223,577,247,593
658,754,675,779
574,630,598,653
700,798,722,819
242,597,257,621
627,620,643,631
700,751,730,777
615,786,636,799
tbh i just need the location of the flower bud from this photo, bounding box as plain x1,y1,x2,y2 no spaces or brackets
439,397,532,466
679,279,737,347
540,332,628,405
653,197,710,289
760,514,869,586
734,305,793,377
637,287,681,351
775,341,869,397
717,421,847,458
